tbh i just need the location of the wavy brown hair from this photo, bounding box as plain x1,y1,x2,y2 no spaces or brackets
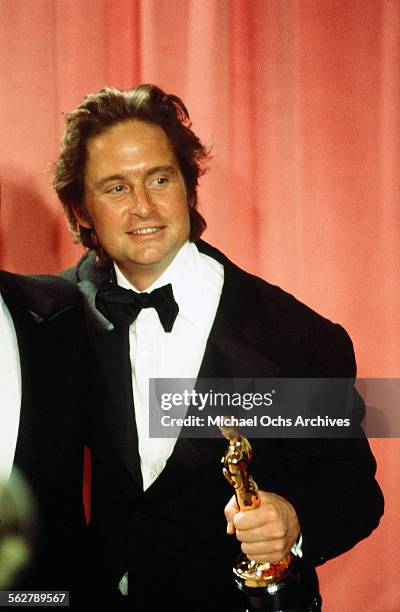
54,84,209,261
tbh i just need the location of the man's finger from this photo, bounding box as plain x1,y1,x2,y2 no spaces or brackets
225,495,239,534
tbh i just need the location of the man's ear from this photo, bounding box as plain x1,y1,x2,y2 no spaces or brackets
72,206,93,229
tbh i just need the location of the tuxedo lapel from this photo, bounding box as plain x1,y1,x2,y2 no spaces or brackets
196,240,280,379
198,312,280,379
74,260,142,487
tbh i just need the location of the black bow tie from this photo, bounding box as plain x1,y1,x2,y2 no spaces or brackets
95,280,179,333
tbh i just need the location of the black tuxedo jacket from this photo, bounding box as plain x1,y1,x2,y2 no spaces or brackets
62,241,383,611
0,270,88,602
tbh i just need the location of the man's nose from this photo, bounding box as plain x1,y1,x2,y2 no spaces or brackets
129,186,155,216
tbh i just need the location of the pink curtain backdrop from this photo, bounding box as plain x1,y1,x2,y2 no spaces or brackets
0,1,399,609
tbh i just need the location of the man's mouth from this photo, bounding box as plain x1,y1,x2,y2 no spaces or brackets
129,227,163,236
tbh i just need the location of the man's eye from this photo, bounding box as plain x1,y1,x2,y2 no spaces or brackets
152,177,168,186
107,184,127,194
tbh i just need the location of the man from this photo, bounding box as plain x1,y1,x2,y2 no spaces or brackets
0,188,88,602
55,85,383,611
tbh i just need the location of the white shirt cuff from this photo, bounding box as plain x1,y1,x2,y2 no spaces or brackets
291,532,303,558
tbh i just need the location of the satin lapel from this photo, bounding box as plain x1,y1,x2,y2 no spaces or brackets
197,247,280,380
198,313,279,379
78,276,143,487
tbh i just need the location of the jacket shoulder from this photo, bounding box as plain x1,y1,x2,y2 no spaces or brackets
252,273,335,325
59,250,93,283
195,241,355,375
0,269,85,321
1,269,79,300
198,239,346,329
28,273,79,297
250,274,355,375
60,250,107,286
253,273,348,333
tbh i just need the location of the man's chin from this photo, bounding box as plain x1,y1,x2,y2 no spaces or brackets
116,255,175,289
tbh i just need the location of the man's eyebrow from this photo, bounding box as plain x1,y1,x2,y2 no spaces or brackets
92,174,127,189
144,165,177,179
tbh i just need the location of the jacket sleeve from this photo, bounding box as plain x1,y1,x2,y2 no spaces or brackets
276,323,384,566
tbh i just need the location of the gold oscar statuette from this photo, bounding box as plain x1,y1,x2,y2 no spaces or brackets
220,424,292,590
220,423,321,611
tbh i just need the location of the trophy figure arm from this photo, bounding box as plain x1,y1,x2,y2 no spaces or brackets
222,463,259,511
221,433,260,511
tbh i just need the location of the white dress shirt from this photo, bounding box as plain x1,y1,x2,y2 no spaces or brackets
114,241,224,491
0,292,22,480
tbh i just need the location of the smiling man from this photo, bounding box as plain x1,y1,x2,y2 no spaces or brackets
55,85,383,612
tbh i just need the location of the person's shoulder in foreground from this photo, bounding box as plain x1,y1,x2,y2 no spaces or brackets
0,268,83,308
0,268,89,605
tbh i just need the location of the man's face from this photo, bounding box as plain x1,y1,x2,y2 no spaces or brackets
80,120,190,290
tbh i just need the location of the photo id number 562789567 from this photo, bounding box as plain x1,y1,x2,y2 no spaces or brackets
0,592,69,607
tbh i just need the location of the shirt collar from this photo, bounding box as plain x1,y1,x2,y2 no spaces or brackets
114,242,206,324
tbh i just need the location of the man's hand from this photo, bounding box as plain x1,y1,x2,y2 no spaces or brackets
225,490,300,564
